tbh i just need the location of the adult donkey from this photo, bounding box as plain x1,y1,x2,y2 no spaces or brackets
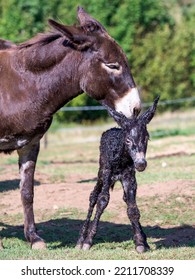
0,7,141,249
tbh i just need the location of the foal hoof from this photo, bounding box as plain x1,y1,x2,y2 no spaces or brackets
82,243,91,251
75,243,83,250
32,240,47,250
136,245,148,254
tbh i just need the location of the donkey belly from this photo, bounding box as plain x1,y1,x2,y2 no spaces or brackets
0,133,43,153
0,136,31,152
0,114,52,153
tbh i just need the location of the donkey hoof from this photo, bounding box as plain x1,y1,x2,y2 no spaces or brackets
136,245,147,254
82,243,91,251
32,240,47,250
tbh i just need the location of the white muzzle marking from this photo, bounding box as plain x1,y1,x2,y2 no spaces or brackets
115,88,141,118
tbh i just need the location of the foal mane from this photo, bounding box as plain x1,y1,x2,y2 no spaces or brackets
17,32,63,49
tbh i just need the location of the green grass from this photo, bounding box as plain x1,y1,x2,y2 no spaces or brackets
0,185,194,259
0,109,195,259
151,127,195,139
0,202,194,260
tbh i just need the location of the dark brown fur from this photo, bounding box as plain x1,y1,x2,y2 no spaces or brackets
0,7,141,249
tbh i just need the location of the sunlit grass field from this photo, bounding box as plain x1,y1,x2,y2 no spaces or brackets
0,109,195,259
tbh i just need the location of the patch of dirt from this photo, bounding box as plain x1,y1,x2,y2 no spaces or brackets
0,174,194,216
1,172,195,251
137,179,195,197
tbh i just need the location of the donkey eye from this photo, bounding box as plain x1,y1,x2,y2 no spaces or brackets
101,62,122,74
105,62,120,70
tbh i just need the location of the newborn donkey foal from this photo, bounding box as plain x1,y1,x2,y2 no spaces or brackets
77,97,159,253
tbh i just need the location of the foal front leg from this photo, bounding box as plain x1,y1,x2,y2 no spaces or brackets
17,142,46,249
121,169,149,253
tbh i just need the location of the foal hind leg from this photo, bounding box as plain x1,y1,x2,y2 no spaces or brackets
76,179,103,249
121,169,149,253
0,239,3,249
81,171,113,250
17,141,46,249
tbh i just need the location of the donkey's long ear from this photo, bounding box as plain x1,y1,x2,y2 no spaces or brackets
140,96,160,124
77,6,107,34
48,19,94,50
104,104,130,128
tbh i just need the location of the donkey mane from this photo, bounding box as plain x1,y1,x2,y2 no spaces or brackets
17,32,63,49
16,31,73,72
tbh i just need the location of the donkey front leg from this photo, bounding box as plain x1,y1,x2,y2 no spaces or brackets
17,142,46,249
121,169,150,253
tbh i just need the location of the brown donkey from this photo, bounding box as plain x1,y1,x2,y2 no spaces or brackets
0,7,141,249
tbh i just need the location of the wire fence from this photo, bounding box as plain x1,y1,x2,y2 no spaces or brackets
59,96,195,112
43,96,195,148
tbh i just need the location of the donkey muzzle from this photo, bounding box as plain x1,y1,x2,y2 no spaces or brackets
134,159,147,172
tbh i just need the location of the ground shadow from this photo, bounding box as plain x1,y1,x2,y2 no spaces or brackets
78,177,97,183
0,218,194,250
49,160,98,165
0,179,40,192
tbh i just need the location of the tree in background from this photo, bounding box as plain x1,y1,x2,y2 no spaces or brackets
0,0,194,122
131,0,195,106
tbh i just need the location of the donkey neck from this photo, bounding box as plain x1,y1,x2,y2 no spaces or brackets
14,39,84,115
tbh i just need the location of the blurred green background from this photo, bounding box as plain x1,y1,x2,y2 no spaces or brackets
0,0,194,122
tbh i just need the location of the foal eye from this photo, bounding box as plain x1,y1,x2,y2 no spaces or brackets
126,138,132,146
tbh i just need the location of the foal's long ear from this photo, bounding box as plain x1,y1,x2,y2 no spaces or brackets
140,96,160,124
77,6,107,34
48,19,94,51
104,105,130,128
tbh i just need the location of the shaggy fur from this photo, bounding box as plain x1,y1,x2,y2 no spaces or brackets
77,97,159,253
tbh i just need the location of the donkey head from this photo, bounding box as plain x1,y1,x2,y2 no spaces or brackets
48,7,141,118
107,96,159,172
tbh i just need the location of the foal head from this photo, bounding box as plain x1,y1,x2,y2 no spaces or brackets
48,7,141,118
107,96,159,172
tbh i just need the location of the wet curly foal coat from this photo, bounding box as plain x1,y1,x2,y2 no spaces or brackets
77,97,159,253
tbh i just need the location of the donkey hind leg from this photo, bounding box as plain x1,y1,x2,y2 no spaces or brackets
81,172,113,250
17,141,46,249
76,179,103,249
121,169,150,253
